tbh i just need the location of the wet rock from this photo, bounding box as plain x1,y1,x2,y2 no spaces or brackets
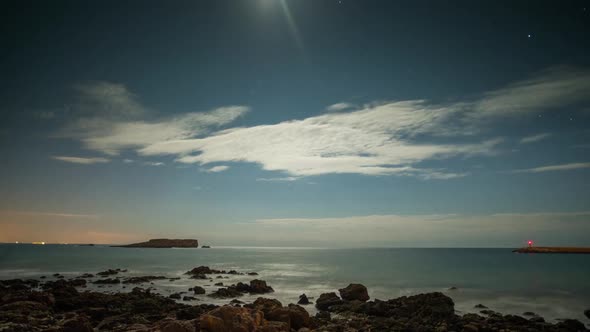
584,309,590,319
448,286,458,290
479,309,496,315
260,321,289,332
97,269,127,277
315,311,331,321
78,273,94,278
169,293,182,299
249,279,274,294
286,304,310,330
297,294,310,305
230,299,244,304
61,316,93,332
555,319,586,331
199,305,264,332
214,282,223,286
338,283,369,302
69,278,87,287
185,266,222,276
207,287,243,299
247,272,259,276
315,292,343,311
160,319,196,332
183,296,197,301
93,278,120,284
123,276,167,284
176,304,218,320
252,297,283,316
192,286,206,295
522,311,536,316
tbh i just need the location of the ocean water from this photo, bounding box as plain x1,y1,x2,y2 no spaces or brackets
1,245,589,324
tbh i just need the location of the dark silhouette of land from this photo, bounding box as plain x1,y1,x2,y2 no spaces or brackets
513,247,590,254
113,238,199,248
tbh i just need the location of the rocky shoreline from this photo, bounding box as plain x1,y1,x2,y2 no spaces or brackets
1,266,588,332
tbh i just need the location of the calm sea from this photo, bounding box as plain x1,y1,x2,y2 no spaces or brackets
1,245,589,323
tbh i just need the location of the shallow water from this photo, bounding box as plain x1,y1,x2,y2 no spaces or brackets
1,244,589,323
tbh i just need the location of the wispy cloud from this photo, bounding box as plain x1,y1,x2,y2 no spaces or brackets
512,162,590,173
472,66,590,121
143,161,164,167
55,81,249,156
52,156,110,164
139,103,502,178
519,133,552,144
55,67,590,179
256,177,300,182
3,210,99,220
325,102,355,112
204,165,229,173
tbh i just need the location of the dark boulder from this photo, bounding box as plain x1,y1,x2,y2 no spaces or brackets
97,269,120,276
297,293,310,305
123,276,167,284
93,278,120,284
315,292,343,311
192,286,206,295
61,316,93,332
338,283,369,302
474,304,487,309
585,309,590,319
207,287,243,299
185,266,222,276
169,293,182,299
199,306,265,332
249,279,273,294
252,297,283,316
555,319,586,332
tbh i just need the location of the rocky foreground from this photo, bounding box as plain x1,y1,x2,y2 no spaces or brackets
1,267,589,332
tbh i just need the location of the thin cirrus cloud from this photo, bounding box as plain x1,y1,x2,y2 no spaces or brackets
511,162,590,173
52,156,110,164
2,210,99,220
57,66,590,179
325,102,355,112
519,133,552,144
204,165,230,173
56,81,250,156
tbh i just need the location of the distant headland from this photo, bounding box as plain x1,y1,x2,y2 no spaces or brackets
113,238,199,248
513,246,590,254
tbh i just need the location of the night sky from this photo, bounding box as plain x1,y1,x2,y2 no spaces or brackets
1,0,590,246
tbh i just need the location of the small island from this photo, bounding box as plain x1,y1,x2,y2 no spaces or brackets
513,246,590,254
114,238,199,248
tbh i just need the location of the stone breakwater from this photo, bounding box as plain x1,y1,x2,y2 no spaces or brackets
1,266,588,332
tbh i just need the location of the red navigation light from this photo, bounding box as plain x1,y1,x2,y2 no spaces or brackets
527,240,533,247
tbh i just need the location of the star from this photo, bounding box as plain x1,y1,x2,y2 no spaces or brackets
527,34,532,38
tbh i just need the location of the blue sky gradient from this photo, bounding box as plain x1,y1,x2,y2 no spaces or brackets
1,0,589,246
